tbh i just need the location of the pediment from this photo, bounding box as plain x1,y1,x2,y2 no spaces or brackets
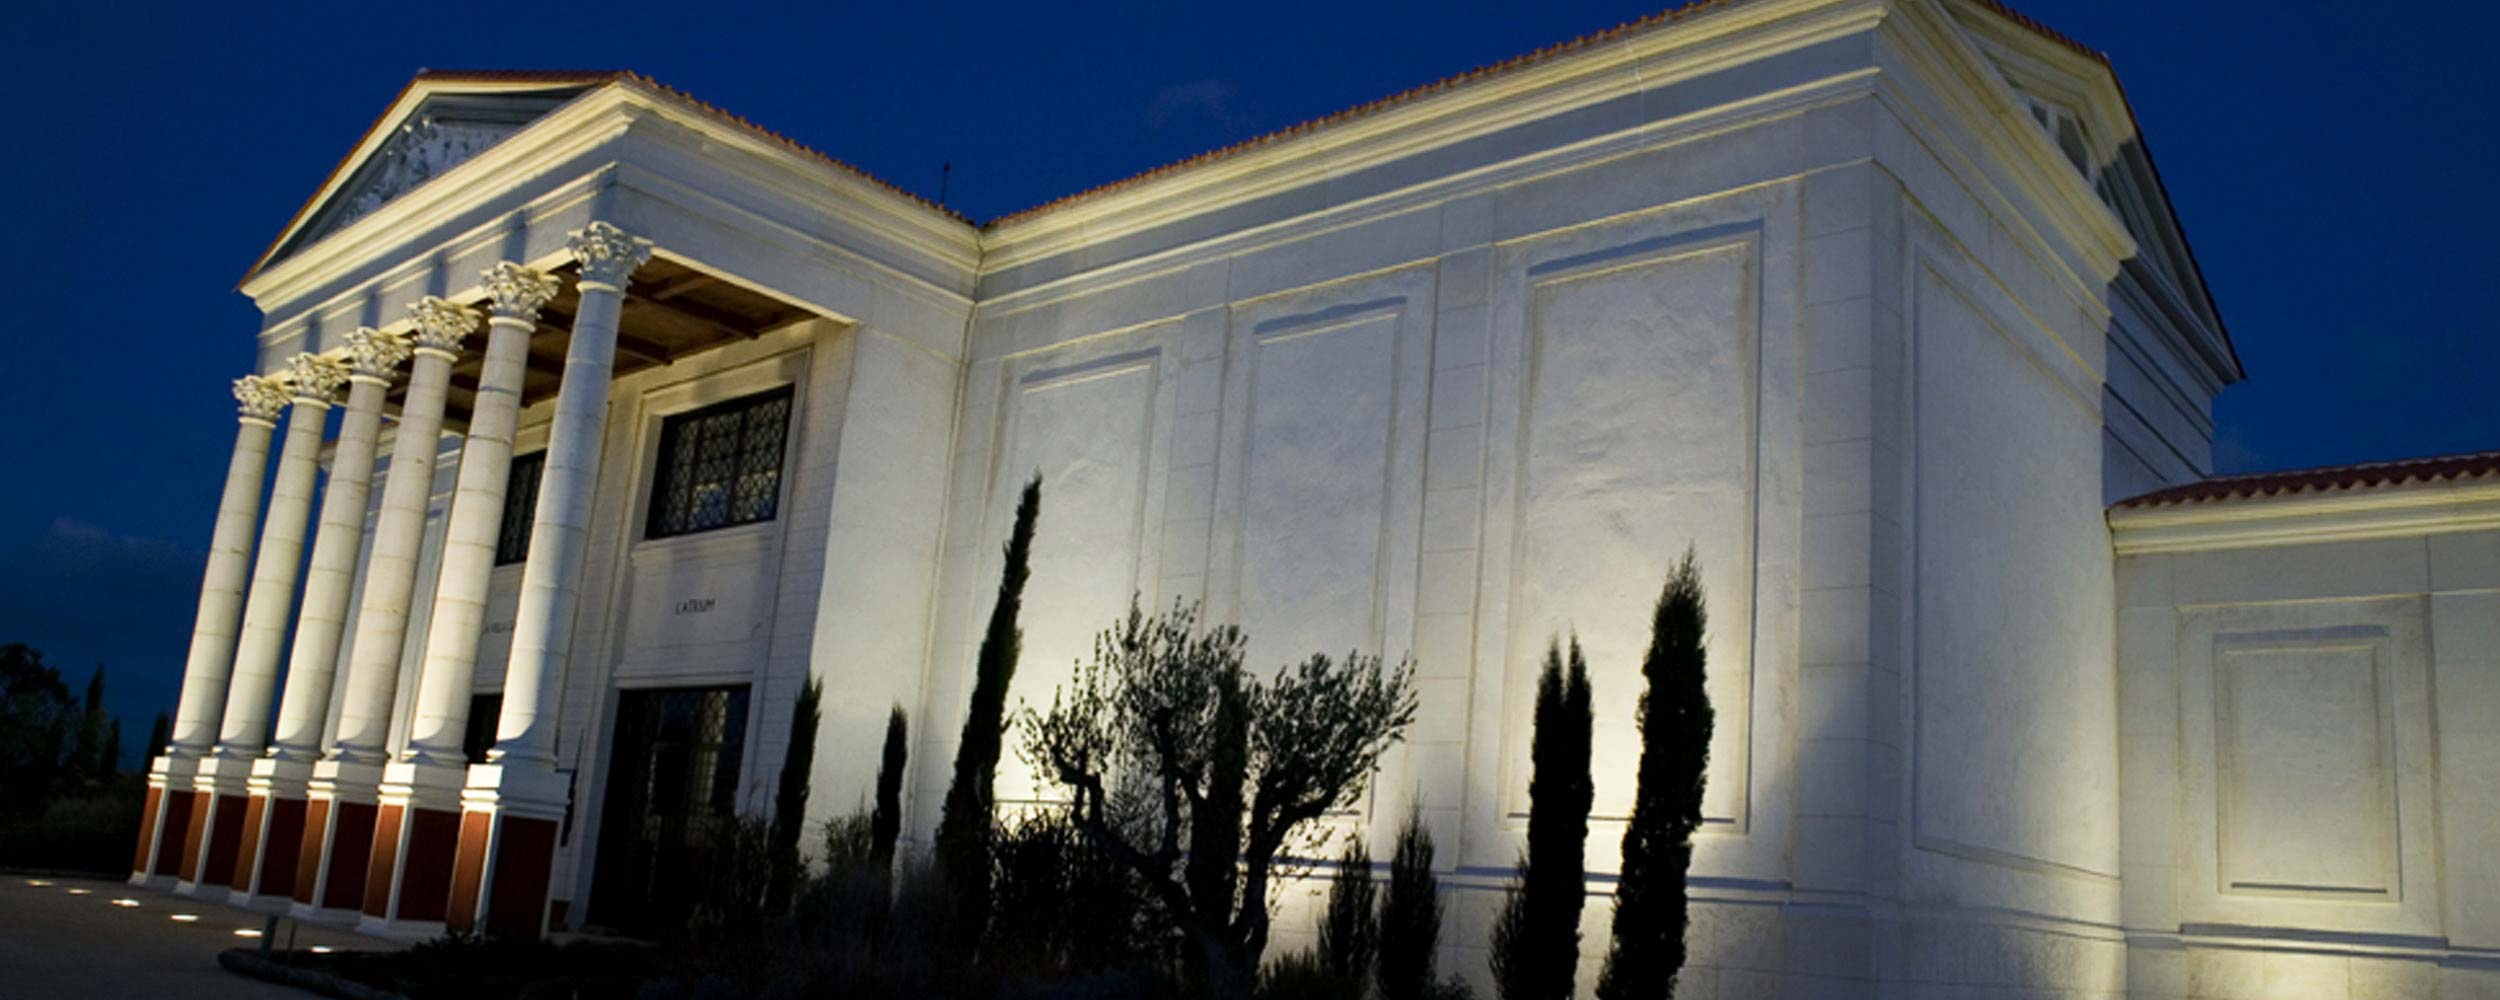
255,77,607,274
1939,0,2237,378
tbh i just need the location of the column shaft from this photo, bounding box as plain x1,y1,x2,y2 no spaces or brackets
215,375,339,754
492,282,624,765
270,374,392,757
330,337,462,759
406,266,557,765
167,410,280,754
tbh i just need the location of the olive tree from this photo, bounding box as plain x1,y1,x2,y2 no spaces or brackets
1021,601,1417,1000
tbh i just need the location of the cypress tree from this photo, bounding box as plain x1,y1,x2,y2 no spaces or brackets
102,718,122,777
1376,805,1445,1000
938,473,1041,941
1318,838,1378,983
766,677,822,915
870,704,908,867
73,666,106,780
1598,553,1713,1000
146,712,170,759
1491,637,1593,1000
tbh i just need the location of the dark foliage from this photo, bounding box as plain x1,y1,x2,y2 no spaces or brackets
872,704,908,868
939,473,1042,943
1490,638,1593,1000
1,643,77,814
1377,806,1445,1000
1317,839,1377,983
1259,948,1363,1000
989,807,1175,980
1597,553,1713,1000
1022,601,1417,1000
693,813,776,936
146,712,170,760
0,644,144,871
767,678,824,915
74,666,107,777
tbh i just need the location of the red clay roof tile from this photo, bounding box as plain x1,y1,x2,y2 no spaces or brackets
2111,450,2500,510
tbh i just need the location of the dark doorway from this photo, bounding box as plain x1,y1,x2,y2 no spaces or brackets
587,685,750,936
462,693,502,764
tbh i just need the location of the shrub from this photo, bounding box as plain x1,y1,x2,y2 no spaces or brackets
1022,601,1417,1000
871,705,908,868
1376,807,1444,1000
989,807,1173,980
1259,948,1363,1000
1490,639,1592,1000
767,678,823,915
1597,553,1712,1000
939,473,1042,944
1317,839,1376,983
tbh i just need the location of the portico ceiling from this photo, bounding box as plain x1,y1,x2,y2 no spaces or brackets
401,255,816,427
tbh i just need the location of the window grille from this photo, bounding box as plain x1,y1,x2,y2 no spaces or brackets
645,385,794,540
494,452,546,566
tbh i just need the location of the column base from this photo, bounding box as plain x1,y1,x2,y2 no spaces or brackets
176,755,251,895
230,757,316,907
446,762,572,939
291,758,385,917
359,760,466,934
131,754,196,886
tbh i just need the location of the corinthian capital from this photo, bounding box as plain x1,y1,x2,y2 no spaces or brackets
345,327,411,382
407,296,480,356
568,221,654,290
283,353,351,405
481,262,561,324
233,374,289,424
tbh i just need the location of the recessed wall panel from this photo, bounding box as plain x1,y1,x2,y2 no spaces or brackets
2217,643,2395,896
1509,239,1756,824
995,353,1158,799
1910,260,2120,881
1238,314,1400,674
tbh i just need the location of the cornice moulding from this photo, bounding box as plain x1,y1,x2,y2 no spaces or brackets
974,76,1873,317
2108,480,2500,555
975,0,1887,263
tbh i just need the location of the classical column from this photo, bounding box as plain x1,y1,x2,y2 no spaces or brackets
180,354,347,896
133,374,289,887
232,330,408,908
451,223,650,938
365,263,557,938
296,299,473,918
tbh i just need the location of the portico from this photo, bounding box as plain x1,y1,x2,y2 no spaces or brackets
132,70,972,938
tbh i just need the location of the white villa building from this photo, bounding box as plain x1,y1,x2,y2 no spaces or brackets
131,0,2500,995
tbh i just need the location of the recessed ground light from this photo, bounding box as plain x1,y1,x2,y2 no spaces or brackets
65,888,91,895
110,898,140,907
25,879,53,887
310,945,335,954
169,913,199,923
234,928,263,938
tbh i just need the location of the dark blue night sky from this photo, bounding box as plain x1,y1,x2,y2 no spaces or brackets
3,0,2494,747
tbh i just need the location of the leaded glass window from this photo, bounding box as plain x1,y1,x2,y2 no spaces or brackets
494,452,545,566
645,386,793,540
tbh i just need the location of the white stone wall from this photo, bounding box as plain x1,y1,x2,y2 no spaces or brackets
2117,530,2500,1000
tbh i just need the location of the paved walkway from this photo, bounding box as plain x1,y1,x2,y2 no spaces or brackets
0,873,385,1000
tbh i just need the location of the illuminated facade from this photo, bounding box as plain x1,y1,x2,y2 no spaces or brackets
130,0,2500,995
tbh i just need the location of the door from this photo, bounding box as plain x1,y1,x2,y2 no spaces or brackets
587,685,750,936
